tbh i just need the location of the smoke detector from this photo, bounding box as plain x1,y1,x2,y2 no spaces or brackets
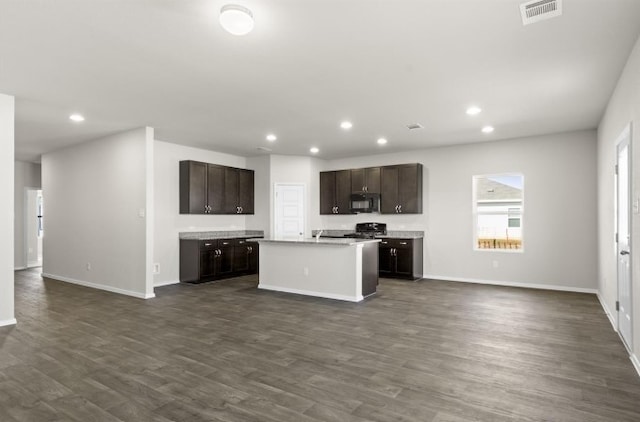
520,0,562,26
406,123,423,130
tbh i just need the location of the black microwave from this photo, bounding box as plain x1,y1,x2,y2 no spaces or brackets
350,193,380,213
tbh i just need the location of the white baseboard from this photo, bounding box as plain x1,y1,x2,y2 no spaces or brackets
597,293,617,332
423,274,598,294
0,318,17,327
42,273,155,300
154,280,180,287
14,266,26,271
258,284,364,302
631,353,640,377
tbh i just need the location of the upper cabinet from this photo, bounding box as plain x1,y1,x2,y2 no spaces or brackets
320,163,422,215
351,167,380,193
320,170,352,214
381,164,423,214
180,160,254,215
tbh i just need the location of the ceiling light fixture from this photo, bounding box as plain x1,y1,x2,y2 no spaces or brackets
340,121,353,130
310,147,319,154
377,138,388,145
69,114,85,122
219,4,254,36
266,134,277,142
466,106,482,116
482,126,495,133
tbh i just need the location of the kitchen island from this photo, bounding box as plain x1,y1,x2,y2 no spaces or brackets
255,238,380,302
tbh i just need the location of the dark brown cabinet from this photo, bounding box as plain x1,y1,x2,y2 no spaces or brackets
320,170,352,214
180,237,261,283
180,160,254,215
381,164,423,214
351,167,381,193
378,238,423,280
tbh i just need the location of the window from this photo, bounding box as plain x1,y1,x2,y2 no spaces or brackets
473,174,523,251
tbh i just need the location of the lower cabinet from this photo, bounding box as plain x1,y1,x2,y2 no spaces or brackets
378,238,423,280
180,237,260,283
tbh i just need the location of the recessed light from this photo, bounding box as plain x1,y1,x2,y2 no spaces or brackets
69,114,85,122
266,134,277,142
377,138,388,145
310,147,319,154
219,4,254,36
466,106,482,116
482,126,494,133
340,121,353,130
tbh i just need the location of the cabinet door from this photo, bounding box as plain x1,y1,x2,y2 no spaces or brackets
378,242,393,276
180,161,207,214
218,243,234,275
207,164,225,214
248,243,259,274
335,170,352,214
365,167,381,193
223,168,240,213
394,246,414,277
238,169,254,214
380,166,399,214
351,168,365,193
320,171,336,214
233,245,250,273
199,250,216,278
398,164,422,214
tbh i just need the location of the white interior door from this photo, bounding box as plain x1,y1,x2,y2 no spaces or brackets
616,125,632,350
274,184,305,240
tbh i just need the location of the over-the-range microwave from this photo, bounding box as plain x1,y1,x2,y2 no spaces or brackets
350,193,380,213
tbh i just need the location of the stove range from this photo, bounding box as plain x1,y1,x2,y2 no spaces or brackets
344,222,387,239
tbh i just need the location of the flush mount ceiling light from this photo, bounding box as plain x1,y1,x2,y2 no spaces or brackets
266,134,277,142
340,121,353,130
69,114,85,122
466,106,482,116
377,138,388,145
219,4,254,36
310,147,319,154
482,126,495,134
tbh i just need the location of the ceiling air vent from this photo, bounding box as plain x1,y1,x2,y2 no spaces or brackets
520,0,562,26
256,146,272,152
406,123,423,130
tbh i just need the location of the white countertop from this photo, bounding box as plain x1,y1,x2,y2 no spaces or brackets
256,237,380,246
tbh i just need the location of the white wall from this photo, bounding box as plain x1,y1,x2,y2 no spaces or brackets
0,94,15,326
14,161,41,269
42,127,154,299
246,155,271,237
319,130,598,291
153,140,247,286
597,35,640,361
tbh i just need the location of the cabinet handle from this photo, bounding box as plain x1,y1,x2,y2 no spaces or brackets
222,242,229,245
204,243,212,247
400,242,407,245
394,205,398,213
398,205,402,213
381,241,388,244
240,206,243,213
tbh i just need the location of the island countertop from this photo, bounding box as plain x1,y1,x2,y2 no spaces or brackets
255,238,380,246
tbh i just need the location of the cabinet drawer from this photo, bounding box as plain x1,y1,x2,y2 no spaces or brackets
379,238,412,249
200,240,219,250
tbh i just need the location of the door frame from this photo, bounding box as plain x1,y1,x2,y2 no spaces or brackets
615,123,633,351
23,186,43,269
273,183,306,239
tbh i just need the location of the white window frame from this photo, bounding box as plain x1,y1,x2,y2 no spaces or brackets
472,173,524,253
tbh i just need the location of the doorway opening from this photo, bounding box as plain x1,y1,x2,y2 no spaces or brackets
25,188,43,268
274,184,305,240
615,123,632,351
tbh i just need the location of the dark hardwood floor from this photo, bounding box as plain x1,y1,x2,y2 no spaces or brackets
2,268,640,421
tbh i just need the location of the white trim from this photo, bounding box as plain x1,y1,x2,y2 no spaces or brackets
154,280,180,287
42,273,155,299
14,266,27,271
630,353,640,377
597,292,617,331
423,274,598,294
0,318,17,327
258,284,364,302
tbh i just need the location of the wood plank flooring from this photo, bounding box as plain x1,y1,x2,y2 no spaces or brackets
2,268,640,421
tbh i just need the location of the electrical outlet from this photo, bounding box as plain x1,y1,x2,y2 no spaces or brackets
153,263,160,274
303,267,309,276
86,262,91,271
492,260,499,268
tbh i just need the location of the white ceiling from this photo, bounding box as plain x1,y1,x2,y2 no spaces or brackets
2,0,640,162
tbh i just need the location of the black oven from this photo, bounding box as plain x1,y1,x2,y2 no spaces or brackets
350,193,380,213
